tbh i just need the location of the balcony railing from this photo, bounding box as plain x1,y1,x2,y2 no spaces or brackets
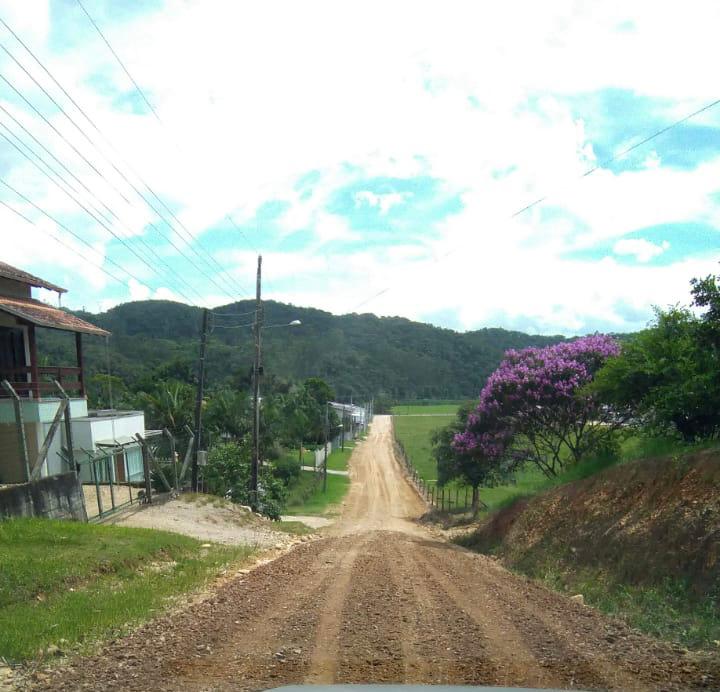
0,365,85,398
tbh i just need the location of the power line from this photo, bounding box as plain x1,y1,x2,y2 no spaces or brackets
0,35,243,303
74,0,162,124
0,180,148,290
226,214,259,254
0,197,126,287
0,122,206,305
0,19,247,300
62,9,247,298
350,94,720,312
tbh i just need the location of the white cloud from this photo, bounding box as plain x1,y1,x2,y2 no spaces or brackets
355,191,410,214
613,238,670,263
0,0,718,332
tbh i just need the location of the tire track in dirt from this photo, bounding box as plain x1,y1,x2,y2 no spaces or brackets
333,538,406,683
386,533,498,684
304,535,371,683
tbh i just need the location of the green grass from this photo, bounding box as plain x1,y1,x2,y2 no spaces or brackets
273,520,313,535
391,404,462,415
530,562,720,650
327,443,354,471
284,469,350,516
393,413,454,481
0,518,255,662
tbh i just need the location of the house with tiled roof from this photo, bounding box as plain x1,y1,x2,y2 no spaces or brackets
0,261,145,487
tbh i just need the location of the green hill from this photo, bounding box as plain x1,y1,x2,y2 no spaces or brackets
39,300,564,400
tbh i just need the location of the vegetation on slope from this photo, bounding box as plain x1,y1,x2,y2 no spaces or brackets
456,446,720,649
39,299,563,401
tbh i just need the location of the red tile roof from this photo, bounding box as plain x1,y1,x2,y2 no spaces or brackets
0,296,109,336
0,261,66,293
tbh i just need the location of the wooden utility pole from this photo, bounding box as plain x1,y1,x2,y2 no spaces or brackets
191,308,209,492
323,402,329,493
251,256,263,501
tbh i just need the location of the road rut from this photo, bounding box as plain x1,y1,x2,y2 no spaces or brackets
29,415,720,691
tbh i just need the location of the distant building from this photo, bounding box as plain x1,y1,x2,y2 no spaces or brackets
0,261,145,484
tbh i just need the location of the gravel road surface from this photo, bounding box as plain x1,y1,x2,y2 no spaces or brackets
26,416,720,691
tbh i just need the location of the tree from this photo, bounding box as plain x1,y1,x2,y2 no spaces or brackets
592,307,720,441
138,380,194,432
455,335,621,477
691,273,720,348
432,404,518,514
204,442,286,519
204,388,252,441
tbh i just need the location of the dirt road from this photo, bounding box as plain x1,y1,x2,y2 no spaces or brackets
31,416,719,691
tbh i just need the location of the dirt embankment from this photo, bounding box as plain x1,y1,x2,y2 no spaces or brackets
463,448,720,594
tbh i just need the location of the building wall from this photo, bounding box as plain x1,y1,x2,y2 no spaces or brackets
0,420,41,483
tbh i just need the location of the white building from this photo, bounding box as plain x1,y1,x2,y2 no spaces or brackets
0,261,145,484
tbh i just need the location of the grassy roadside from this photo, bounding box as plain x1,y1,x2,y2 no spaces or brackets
327,442,354,471
0,518,255,663
284,470,350,516
534,562,720,650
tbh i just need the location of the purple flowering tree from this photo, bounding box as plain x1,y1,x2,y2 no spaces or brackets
454,335,621,477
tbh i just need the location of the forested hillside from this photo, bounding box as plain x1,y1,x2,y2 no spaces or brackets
38,299,564,400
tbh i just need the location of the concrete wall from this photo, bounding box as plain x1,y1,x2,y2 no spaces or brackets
0,472,87,521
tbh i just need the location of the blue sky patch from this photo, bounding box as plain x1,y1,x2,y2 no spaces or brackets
326,176,463,243
565,222,720,265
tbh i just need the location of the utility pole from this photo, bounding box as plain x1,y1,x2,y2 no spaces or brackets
251,255,263,502
323,401,329,493
340,407,345,451
191,308,209,492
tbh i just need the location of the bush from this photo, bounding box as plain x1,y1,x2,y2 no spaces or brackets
204,442,286,519
273,455,301,485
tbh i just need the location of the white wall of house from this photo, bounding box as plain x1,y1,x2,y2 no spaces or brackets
71,412,145,450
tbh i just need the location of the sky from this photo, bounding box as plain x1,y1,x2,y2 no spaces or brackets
0,0,719,336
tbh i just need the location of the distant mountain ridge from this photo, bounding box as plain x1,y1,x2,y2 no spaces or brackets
40,299,566,400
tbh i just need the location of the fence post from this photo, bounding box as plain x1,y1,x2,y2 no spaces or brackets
455,487,459,510
164,428,179,492
124,450,133,504
441,487,445,511
54,381,75,473
465,486,469,510
106,454,116,510
138,435,153,503
91,455,103,517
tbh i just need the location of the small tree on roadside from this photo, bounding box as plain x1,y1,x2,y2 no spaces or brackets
455,335,622,478
433,404,518,514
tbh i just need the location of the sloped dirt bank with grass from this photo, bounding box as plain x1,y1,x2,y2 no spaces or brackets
457,447,720,648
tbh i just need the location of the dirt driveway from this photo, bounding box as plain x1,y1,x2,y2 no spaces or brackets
28,416,720,691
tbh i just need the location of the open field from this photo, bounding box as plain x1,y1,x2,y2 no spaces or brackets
391,404,463,415
0,518,254,662
393,412,455,481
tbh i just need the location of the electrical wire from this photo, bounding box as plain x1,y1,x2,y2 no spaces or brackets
74,0,162,124
0,20,247,299
349,94,720,312
0,123,205,304
63,9,247,297
0,196,128,288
